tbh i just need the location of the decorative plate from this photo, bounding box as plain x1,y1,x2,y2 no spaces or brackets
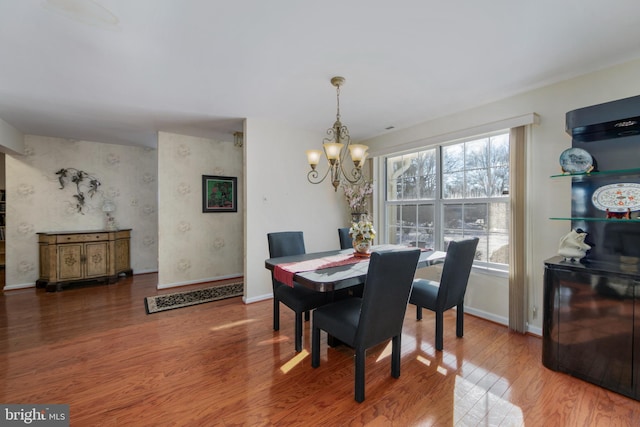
559,147,594,173
592,183,640,212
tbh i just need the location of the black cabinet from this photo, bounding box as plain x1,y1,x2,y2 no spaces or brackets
543,257,640,398
543,96,640,399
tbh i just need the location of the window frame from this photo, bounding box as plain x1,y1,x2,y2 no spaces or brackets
382,130,510,273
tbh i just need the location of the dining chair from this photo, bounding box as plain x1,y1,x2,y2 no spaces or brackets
267,231,328,352
409,237,479,351
338,227,352,250
311,248,421,402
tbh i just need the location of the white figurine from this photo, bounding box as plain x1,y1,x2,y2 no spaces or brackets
558,229,591,261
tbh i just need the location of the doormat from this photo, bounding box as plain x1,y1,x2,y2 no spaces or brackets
144,282,243,314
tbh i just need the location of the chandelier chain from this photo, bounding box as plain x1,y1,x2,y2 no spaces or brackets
336,84,341,122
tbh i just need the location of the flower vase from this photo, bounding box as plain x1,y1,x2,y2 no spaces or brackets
353,238,371,257
351,212,367,223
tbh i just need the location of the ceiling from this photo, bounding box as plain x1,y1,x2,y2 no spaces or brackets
1,0,640,149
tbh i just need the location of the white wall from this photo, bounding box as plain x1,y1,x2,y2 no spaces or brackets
243,118,347,302
0,118,24,155
361,57,640,332
5,136,158,289
157,132,243,288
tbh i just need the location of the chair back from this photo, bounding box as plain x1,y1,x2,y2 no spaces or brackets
355,249,421,349
437,238,479,311
338,227,352,250
267,231,306,290
267,231,306,258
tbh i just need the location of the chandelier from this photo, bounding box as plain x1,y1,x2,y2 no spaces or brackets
306,76,369,191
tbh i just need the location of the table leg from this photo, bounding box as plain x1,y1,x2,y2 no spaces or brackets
328,335,343,347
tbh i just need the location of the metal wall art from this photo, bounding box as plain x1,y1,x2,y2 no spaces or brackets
55,168,101,214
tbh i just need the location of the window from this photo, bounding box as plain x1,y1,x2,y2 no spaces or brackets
384,132,510,270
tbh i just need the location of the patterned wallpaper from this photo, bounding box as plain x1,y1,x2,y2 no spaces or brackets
5,136,158,288
157,132,243,288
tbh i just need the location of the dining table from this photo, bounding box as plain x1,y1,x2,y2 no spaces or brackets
264,244,446,293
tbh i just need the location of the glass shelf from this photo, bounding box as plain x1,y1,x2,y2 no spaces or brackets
550,167,640,179
550,217,640,223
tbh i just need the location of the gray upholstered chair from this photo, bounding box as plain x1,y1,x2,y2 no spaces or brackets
267,231,328,352
409,237,479,351
338,227,352,250
311,248,421,402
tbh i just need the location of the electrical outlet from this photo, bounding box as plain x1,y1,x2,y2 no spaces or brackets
532,305,538,319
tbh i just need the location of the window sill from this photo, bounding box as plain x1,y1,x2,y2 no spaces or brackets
472,264,509,278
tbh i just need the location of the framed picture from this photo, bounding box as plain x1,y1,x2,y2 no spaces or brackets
202,175,238,213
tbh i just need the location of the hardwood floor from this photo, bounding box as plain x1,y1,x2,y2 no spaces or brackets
2,274,640,426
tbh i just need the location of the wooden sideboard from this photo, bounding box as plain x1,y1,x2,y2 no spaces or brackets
37,229,133,292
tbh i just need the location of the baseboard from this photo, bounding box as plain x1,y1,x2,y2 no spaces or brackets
3,282,36,291
464,306,508,327
466,306,542,336
134,269,158,275
243,293,273,304
526,324,542,337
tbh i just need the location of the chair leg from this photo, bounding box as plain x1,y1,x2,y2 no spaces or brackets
304,311,310,321
273,298,280,331
295,311,303,352
435,310,444,351
416,305,423,320
391,335,401,378
355,348,366,403
311,326,320,368
456,303,464,338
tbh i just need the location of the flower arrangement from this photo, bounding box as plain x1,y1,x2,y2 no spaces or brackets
349,220,376,242
342,181,373,213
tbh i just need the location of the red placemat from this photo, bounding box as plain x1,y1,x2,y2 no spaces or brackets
274,253,366,287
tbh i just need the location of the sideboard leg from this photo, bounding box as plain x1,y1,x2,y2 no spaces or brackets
45,282,60,292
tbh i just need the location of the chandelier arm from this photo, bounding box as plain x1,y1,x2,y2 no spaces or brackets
339,161,363,184
336,125,351,162
336,125,364,184
307,165,332,185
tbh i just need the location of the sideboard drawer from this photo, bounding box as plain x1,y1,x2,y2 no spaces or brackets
56,233,108,243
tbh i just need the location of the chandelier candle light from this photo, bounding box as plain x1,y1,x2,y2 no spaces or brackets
306,76,369,191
